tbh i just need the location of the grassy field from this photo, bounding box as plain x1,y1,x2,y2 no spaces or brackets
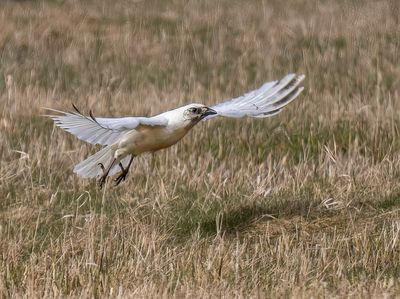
1,0,400,297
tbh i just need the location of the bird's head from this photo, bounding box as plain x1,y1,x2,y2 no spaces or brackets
183,104,217,121
164,104,217,129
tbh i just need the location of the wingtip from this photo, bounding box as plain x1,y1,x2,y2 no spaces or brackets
41,107,57,112
40,107,68,116
41,107,53,118
297,74,306,82
41,114,57,118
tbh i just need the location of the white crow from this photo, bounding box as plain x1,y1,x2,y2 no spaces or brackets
46,73,305,188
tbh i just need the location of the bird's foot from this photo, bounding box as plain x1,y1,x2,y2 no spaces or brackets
114,166,129,186
98,163,106,175
98,174,108,189
98,163,107,189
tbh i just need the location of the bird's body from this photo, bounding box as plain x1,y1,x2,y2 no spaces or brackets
107,104,204,158
46,73,305,187
115,117,193,155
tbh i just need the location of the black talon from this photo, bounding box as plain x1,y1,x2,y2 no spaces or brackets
97,159,117,189
114,169,129,186
98,163,106,174
114,156,135,186
98,175,107,189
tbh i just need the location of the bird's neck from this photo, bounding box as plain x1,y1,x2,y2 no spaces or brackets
168,118,199,131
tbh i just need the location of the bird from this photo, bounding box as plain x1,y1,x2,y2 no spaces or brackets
46,73,305,188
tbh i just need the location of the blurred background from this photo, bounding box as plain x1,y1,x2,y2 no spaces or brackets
0,0,399,297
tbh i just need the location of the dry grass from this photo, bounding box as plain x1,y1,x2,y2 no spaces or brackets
1,0,400,297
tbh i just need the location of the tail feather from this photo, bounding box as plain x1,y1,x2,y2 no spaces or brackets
73,146,133,179
74,146,115,178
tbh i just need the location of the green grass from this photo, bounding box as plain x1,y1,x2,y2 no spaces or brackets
1,0,400,297
376,192,400,210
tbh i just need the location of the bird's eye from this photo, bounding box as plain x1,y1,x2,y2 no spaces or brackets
190,107,200,114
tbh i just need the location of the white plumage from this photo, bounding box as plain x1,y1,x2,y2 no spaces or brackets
47,107,168,146
207,73,304,119
46,73,305,187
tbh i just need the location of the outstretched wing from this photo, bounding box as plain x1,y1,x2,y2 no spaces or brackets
205,73,305,120
45,105,168,145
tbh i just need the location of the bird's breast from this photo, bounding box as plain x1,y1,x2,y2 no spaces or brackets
119,125,192,155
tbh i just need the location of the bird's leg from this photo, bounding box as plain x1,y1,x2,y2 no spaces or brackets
98,158,116,189
98,163,106,175
114,156,135,186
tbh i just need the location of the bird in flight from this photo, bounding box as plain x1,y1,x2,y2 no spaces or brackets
46,73,305,188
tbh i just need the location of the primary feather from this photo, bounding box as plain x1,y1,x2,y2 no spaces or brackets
205,73,305,119
45,106,168,146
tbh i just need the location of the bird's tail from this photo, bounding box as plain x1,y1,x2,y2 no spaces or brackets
74,145,115,178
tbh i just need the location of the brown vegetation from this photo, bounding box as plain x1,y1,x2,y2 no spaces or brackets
1,0,400,297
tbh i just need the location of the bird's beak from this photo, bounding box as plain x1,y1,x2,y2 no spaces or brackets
202,107,217,118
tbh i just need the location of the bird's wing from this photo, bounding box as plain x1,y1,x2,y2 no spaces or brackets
204,73,305,120
45,105,168,145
